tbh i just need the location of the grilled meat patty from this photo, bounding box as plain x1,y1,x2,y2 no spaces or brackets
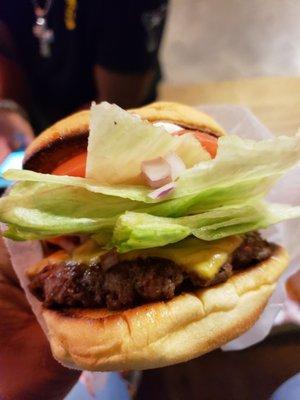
29,232,274,311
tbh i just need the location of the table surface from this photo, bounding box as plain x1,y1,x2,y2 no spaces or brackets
159,76,300,136
137,331,300,400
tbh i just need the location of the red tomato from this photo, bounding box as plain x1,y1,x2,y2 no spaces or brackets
176,129,218,158
51,128,218,178
192,131,218,158
52,152,87,177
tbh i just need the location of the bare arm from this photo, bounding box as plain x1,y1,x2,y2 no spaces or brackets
91,1,168,109
0,55,34,161
0,54,30,105
93,65,155,109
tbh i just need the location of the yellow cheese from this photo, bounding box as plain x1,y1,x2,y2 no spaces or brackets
120,236,243,280
26,250,69,278
33,236,243,282
72,240,107,264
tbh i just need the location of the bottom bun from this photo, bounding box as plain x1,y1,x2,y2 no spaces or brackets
43,246,288,371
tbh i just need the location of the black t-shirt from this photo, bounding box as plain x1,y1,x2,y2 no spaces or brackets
0,0,167,127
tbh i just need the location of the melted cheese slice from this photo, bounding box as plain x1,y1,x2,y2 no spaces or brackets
26,250,69,278
72,236,242,280
28,236,242,281
120,236,242,280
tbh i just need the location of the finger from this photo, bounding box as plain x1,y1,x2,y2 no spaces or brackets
0,137,10,163
0,111,34,150
7,112,34,147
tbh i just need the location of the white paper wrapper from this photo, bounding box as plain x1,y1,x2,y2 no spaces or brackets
0,228,47,334
1,105,299,363
199,105,300,351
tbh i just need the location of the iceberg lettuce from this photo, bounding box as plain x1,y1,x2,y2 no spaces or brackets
1,115,300,249
86,102,208,184
112,203,300,252
5,134,300,205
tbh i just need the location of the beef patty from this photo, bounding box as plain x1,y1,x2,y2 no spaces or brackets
29,232,274,311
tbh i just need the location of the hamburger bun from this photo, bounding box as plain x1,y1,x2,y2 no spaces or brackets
129,101,226,135
22,101,288,371
23,101,225,173
42,246,288,371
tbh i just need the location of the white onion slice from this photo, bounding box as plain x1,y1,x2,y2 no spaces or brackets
100,250,119,271
148,182,176,199
164,152,186,180
153,121,183,134
141,157,172,188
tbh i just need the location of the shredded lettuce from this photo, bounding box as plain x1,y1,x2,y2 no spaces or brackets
172,134,300,198
0,180,262,239
112,203,300,252
0,182,129,236
4,169,150,202
1,108,300,250
5,134,300,205
86,102,208,184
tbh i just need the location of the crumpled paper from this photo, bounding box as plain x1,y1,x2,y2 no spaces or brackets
200,105,300,350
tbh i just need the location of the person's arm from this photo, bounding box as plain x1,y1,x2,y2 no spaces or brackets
0,100,34,162
0,53,34,162
0,54,30,105
92,1,168,108
0,238,80,400
94,65,155,109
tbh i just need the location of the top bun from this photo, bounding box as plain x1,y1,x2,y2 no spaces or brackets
129,101,226,136
23,101,225,173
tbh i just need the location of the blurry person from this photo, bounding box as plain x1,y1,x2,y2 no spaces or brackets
0,100,34,162
0,0,168,154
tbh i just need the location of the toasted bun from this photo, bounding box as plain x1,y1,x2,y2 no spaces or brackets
42,246,288,371
129,101,226,136
23,101,225,173
24,110,90,173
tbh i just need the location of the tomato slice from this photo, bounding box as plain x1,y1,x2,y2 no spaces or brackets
51,128,218,178
52,152,87,177
192,131,218,158
176,129,218,158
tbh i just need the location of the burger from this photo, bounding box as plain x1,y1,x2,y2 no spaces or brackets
1,101,300,371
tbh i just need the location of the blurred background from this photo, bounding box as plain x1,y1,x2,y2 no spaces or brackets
162,0,300,83
157,0,300,137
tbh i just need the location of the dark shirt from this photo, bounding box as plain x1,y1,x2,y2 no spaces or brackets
0,0,167,127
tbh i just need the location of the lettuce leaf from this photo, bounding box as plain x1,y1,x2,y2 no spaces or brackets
0,176,277,241
0,179,253,240
172,134,300,198
4,169,150,202
1,133,300,247
5,134,300,205
0,182,125,235
4,169,272,216
112,203,300,252
86,102,208,184
2,184,300,247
